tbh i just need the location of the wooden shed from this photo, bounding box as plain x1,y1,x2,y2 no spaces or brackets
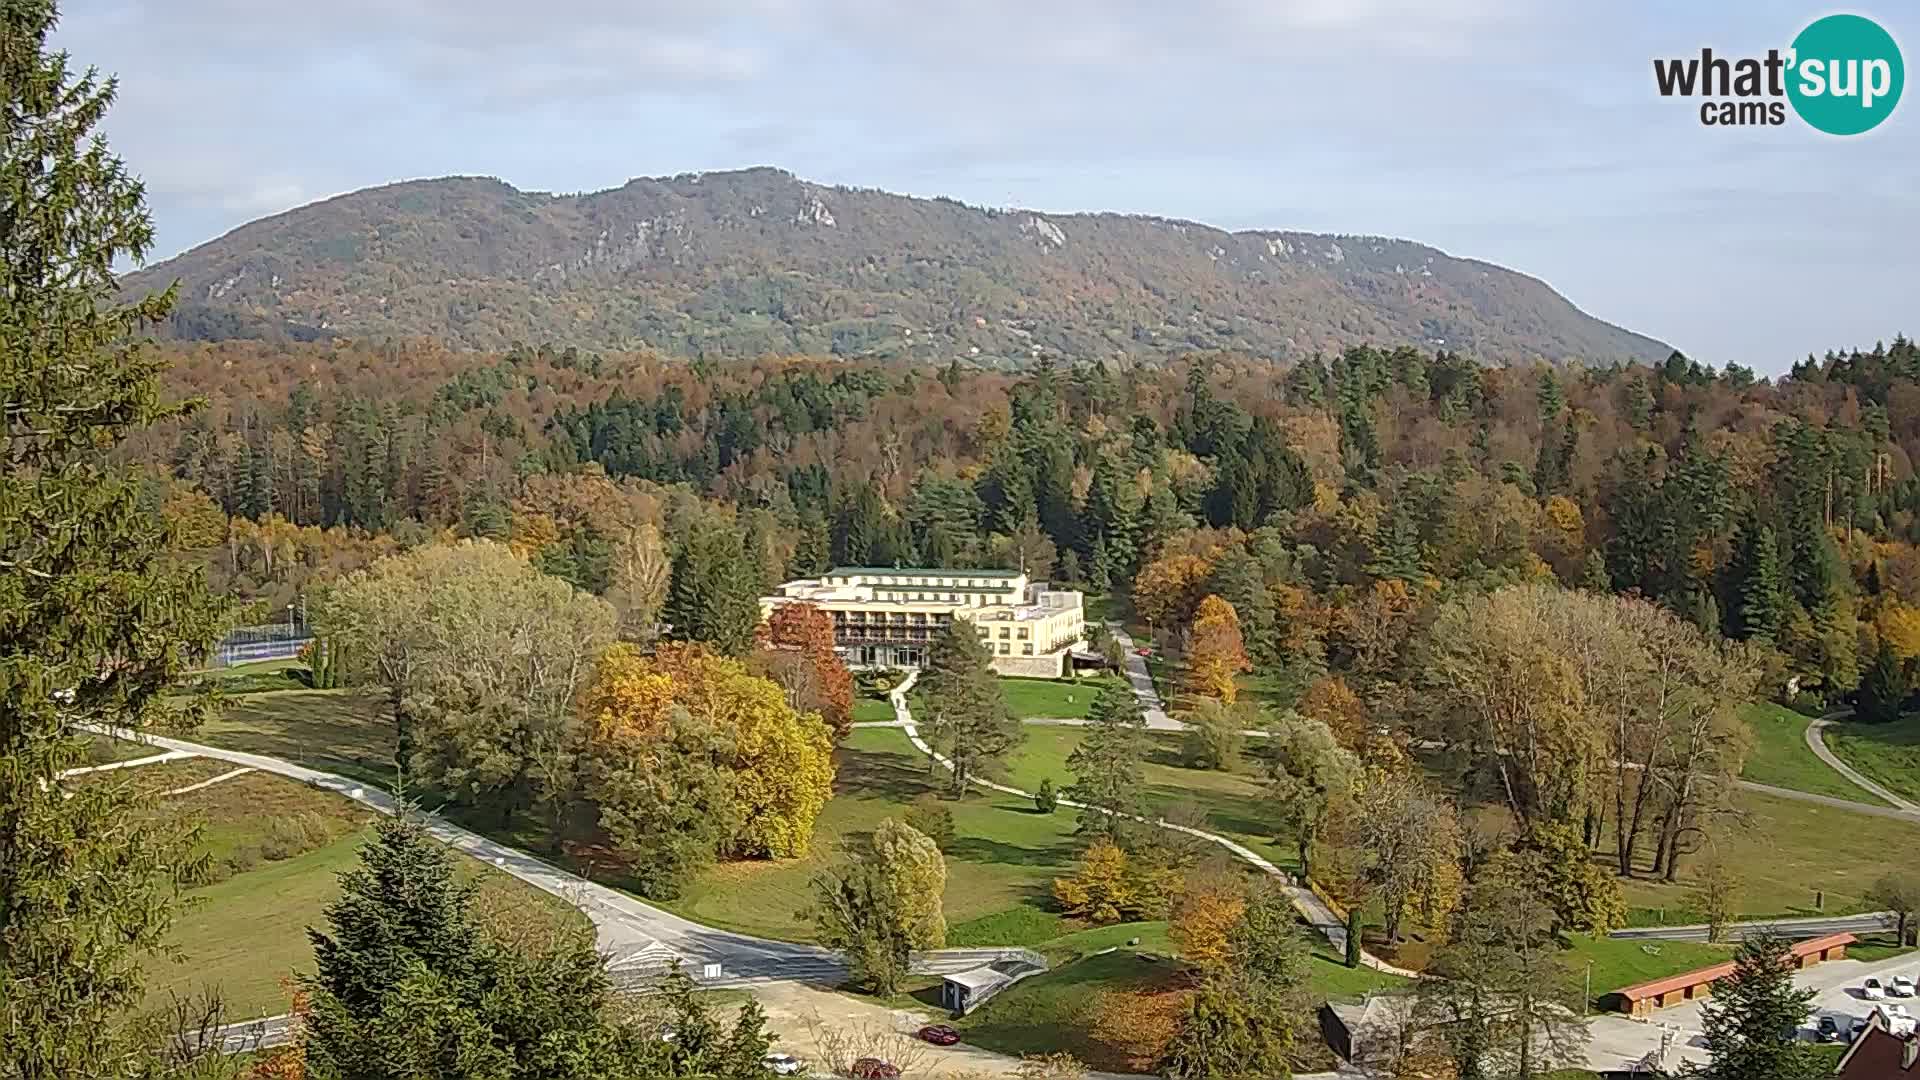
1607,932,1855,1018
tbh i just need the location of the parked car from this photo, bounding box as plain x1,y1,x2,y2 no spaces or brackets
1134,647,1152,657
1853,1018,1870,1042
918,1024,960,1046
1817,1014,1842,1042
1865,978,1888,1000
763,1053,802,1076
851,1059,900,1079
1895,975,1917,998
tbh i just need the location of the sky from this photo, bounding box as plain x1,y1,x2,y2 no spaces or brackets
58,1,1918,373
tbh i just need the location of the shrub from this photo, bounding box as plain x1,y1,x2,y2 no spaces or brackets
260,811,334,861
1034,778,1059,814
1179,700,1245,771
903,793,954,850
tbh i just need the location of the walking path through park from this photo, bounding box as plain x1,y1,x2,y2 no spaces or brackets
885,672,1421,979
1806,710,1920,811
78,723,846,988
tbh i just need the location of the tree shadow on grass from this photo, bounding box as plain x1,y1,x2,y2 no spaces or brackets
943,835,1083,869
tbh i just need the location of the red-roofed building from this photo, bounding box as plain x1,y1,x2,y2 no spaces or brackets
1838,1010,1920,1078
1605,932,1855,1018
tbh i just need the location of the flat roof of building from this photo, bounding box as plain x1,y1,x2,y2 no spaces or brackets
826,567,1023,578
1615,933,1855,1002
942,966,1011,990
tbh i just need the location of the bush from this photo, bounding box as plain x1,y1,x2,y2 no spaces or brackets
1034,777,1059,814
260,811,335,862
1180,701,1245,772
903,794,954,850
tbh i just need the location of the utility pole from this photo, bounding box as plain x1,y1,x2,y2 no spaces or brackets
1585,961,1593,1016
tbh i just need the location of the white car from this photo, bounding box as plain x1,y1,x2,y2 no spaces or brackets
1864,978,1888,1000
1894,975,1917,998
764,1053,803,1076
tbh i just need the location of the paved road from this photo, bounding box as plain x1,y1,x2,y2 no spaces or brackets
1104,624,1181,731
1808,714,1917,811
86,724,844,985
1610,912,1895,943
1587,946,1920,1074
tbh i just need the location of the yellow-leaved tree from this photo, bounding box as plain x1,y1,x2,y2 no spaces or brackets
1183,595,1249,703
578,643,836,897
1168,873,1246,973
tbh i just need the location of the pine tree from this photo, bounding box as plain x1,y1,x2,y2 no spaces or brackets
1731,523,1788,645
665,521,762,655
1580,549,1612,593
1,4,226,1073
1855,639,1910,724
1065,682,1149,841
304,814,670,1080
918,621,1019,794
1684,933,1824,1080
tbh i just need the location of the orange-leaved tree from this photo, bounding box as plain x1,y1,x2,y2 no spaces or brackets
1131,552,1214,631
1183,595,1249,703
759,600,855,737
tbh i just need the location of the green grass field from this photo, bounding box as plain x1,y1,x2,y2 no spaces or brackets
1824,713,1920,807
955,921,1407,1073
140,767,587,1019
1739,702,1885,804
852,696,896,723
997,676,1121,719
1607,786,1920,923
661,726,1084,941
989,726,1293,870
1561,935,1732,1002
195,688,398,790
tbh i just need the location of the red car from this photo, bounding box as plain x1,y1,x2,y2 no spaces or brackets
1135,647,1152,657
851,1058,901,1079
917,1024,960,1046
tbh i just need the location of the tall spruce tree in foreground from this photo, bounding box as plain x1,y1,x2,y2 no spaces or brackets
1683,932,1824,1080
917,620,1019,793
0,2,226,1075
305,812,694,1080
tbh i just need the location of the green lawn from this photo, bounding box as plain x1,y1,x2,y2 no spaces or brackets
1561,934,1733,1003
143,771,587,1019
1825,713,1920,806
79,733,169,765
195,689,398,790
998,676,1120,720
1610,786,1920,923
956,922,1407,1073
988,726,1293,871
852,697,896,724
661,726,1084,941
1739,702,1885,804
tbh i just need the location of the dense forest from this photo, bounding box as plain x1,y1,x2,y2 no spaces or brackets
138,336,1920,711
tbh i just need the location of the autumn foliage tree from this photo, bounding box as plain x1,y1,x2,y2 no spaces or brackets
1184,595,1249,703
1169,872,1247,974
1132,552,1214,631
578,643,836,897
757,601,854,737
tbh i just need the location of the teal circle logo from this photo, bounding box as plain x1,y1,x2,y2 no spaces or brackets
1787,14,1904,135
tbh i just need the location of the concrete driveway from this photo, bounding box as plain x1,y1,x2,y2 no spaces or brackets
1586,948,1920,1073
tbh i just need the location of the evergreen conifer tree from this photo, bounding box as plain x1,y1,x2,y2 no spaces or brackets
1,4,226,1072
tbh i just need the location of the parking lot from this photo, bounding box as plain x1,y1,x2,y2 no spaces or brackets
1586,948,1920,1074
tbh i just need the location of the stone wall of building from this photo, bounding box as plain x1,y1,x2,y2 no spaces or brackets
990,653,1066,679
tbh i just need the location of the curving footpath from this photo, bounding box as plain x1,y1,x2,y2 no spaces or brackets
886,672,1419,979
1806,711,1919,811
82,722,843,985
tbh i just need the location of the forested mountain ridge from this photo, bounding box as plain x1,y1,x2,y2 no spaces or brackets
125,167,1670,367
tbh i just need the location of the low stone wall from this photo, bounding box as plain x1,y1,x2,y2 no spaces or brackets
990,653,1065,678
